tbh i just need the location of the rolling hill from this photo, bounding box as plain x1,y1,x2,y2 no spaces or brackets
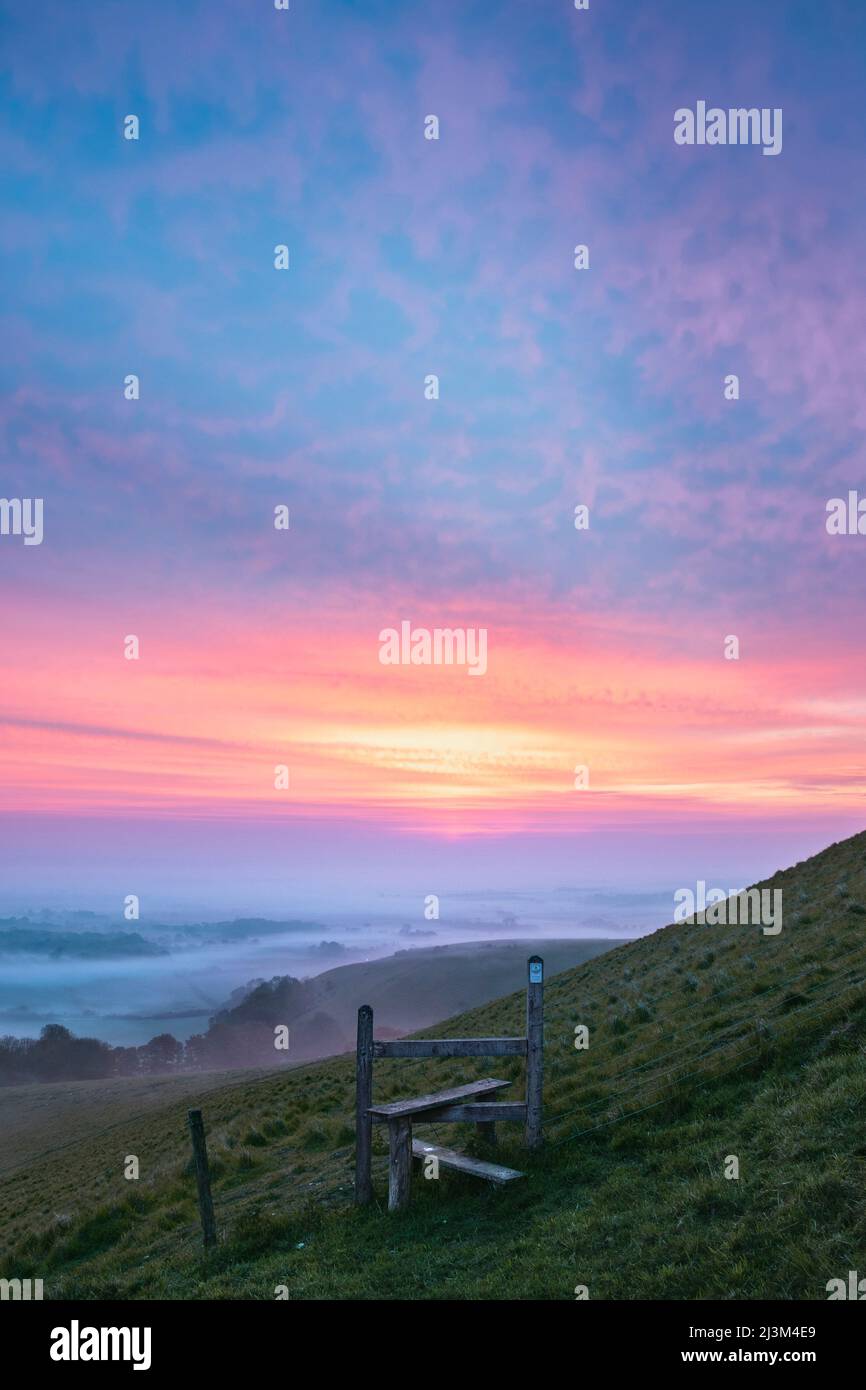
2,831,866,1300
203,937,614,1063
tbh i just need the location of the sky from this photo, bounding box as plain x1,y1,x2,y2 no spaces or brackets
1,0,865,921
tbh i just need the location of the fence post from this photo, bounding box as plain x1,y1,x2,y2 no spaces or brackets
526,956,544,1150
355,1004,374,1205
187,1108,216,1249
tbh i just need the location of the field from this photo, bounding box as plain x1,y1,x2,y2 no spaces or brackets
2,832,866,1300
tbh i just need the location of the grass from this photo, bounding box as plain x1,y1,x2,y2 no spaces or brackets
2,830,866,1299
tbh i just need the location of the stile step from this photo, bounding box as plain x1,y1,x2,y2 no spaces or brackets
412,1139,524,1184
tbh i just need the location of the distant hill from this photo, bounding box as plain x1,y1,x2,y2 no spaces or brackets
0,913,335,960
195,938,615,1064
2,831,866,1299
0,929,167,959
0,939,614,1083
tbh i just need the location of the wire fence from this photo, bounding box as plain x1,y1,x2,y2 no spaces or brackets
546,968,866,1150
543,948,866,1127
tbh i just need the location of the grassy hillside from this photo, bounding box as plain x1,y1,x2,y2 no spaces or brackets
3,832,866,1300
0,1068,257,1177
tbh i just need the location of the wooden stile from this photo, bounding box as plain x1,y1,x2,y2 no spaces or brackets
525,955,544,1149
368,1078,510,1119
373,1037,527,1059
411,1140,524,1184
388,1117,412,1212
414,1101,526,1124
355,956,544,1212
475,1089,497,1148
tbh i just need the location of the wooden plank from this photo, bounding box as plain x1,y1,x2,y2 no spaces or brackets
388,1117,412,1213
525,956,544,1150
368,1078,511,1119
354,1005,374,1205
374,1102,526,1124
187,1109,217,1249
373,1037,527,1059
411,1140,524,1184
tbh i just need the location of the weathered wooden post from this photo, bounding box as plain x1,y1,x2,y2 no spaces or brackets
355,1004,374,1205
475,1091,497,1148
187,1108,216,1249
525,956,543,1150
388,1117,412,1212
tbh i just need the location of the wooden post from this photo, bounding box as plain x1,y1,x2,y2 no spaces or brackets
525,956,543,1150
387,1117,412,1212
355,1004,374,1205
187,1108,216,1249
475,1092,497,1148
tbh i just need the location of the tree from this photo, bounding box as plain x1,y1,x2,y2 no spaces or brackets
139,1033,182,1074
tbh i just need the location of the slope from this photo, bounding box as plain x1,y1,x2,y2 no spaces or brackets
2,831,866,1300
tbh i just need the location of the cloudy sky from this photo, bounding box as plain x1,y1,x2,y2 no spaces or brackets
1,0,865,917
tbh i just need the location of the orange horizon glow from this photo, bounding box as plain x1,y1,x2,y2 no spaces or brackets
3,592,866,833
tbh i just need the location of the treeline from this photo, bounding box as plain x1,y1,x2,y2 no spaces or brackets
0,976,349,1086
0,1024,190,1086
0,929,167,958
